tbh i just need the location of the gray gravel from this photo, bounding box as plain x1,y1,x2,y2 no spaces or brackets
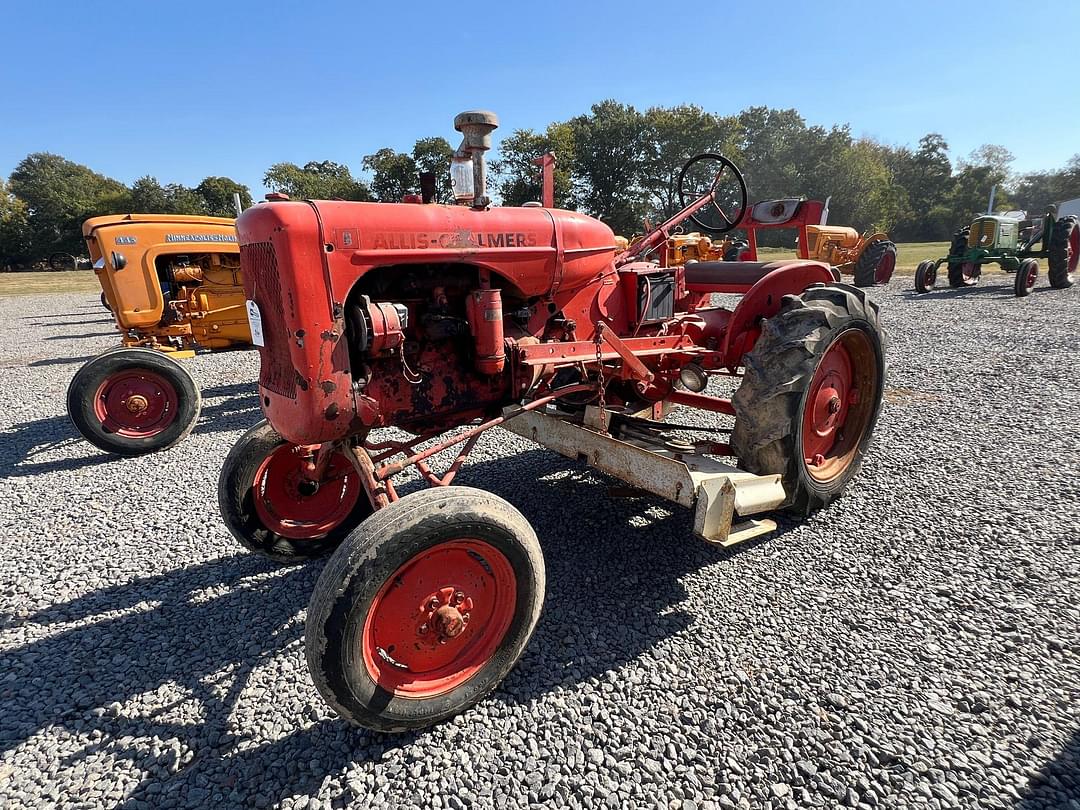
0,276,1078,810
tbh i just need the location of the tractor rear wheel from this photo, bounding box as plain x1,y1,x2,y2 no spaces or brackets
1014,259,1039,297
218,420,372,564
946,226,979,287
67,347,201,456
306,486,544,732
100,291,111,312
914,260,937,293
853,239,897,287
731,284,885,517
1048,215,1078,289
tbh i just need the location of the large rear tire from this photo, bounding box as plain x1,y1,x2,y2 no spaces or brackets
1048,215,1078,289
947,226,978,287
67,348,201,456
731,284,885,517
217,420,372,564
853,239,896,287
306,486,544,732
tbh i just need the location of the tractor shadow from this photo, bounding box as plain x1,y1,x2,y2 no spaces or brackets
0,383,260,480
0,448,790,808
1016,726,1080,808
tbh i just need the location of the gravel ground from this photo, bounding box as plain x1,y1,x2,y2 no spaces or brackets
0,277,1077,810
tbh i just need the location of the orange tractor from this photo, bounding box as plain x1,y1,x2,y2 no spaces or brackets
66,215,250,455
216,113,886,731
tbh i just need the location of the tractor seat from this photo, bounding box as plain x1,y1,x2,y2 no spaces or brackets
684,260,794,288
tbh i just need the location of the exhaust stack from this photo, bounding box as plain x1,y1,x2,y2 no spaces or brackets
451,110,498,209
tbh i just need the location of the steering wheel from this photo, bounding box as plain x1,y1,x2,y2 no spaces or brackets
677,153,748,234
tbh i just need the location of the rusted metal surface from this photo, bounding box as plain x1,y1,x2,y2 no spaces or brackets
501,406,786,544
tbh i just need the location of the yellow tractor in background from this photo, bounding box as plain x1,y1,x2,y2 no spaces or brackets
801,224,896,287
65,214,251,455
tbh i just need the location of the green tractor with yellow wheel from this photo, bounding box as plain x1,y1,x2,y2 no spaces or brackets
914,209,1079,297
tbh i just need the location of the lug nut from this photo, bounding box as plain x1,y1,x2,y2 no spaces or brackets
453,591,465,605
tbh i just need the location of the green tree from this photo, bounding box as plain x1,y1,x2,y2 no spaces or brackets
887,134,955,240
1013,155,1080,214
411,137,455,203
0,180,31,266
492,123,575,208
263,160,372,201
641,105,741,220
8,153,128,256
567,101,650,235
196,176,253,217
362,148,418,202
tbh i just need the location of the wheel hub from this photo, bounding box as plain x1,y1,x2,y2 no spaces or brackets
252,445,362,540
362,539,516,697
123,393,149,414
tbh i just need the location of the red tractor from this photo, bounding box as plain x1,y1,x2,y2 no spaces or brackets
219,111,886,731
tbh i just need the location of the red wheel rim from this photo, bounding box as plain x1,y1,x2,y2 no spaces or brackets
362,539,517,698
93,369,178,438
252,445,362,539
876,251,896,284
1025,263,1038,289
962,262,979,282
801,329,878,483
927,265,937,287
1068,227,1079,276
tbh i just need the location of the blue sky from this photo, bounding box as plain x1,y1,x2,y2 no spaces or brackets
2,0,1077,197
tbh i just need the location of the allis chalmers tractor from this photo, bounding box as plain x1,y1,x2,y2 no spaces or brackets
632,157,896,287
66,215,250,455
913,209,1079,296
217,112,886,732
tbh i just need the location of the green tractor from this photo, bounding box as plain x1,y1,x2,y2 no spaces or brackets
914,209,1079,297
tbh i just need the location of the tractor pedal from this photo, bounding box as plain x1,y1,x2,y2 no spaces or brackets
706,518,777,548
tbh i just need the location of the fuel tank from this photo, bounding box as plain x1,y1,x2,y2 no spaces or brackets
237,199,618,445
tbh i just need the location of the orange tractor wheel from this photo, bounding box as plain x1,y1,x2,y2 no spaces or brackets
305,486,544,732
217,421,373,564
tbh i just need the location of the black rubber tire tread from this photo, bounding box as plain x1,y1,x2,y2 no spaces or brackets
305,486,545,732
914,260,936,294
66,347,201,456
947,226,977,287
730,283,886,518
1048,215,1077,289
100,291,111,312
217,420,371,564
853,239,896,287
1014,259,1038,297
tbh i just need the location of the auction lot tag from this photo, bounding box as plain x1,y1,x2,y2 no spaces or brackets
246,300,265,346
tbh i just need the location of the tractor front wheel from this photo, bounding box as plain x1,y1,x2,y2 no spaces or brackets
1048,215,1078,289
218,420,372,564
100,291,111,312
914,260,937,293
1014,259,1039,297
853,239,897,287
305,486,544,732
731,284,885,517
67,347,201,456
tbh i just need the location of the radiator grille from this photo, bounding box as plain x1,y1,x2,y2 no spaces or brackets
968,219,998,249
240,241,296,399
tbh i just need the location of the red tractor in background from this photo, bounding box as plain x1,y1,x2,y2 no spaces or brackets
218,111,886,732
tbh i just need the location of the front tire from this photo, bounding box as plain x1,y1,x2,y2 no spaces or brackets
67,347,201,456
853,239,896,287
305,486,545,732
1014,258,1039,297
914,260,937,293
731,284,885,517
1048,215,1078,289
217,420,372,564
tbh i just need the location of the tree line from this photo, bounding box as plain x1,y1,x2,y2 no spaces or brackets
3,101,1078,266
